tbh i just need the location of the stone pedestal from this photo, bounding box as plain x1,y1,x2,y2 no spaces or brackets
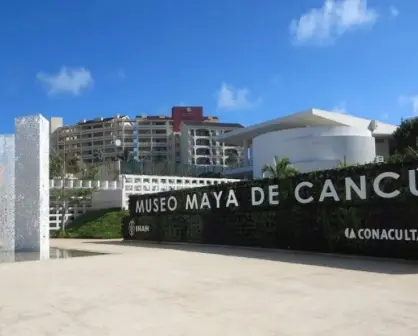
0,251,15,263
14,115,50,255
0,135,15,252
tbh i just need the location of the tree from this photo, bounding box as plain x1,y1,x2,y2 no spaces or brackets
49,152,80,178
50,153,62,178
82,164,99,180
50,152,97,232
93,149,104,164
261,157,298,179
71,157,99,180
226,151,239,167
118,147,132,162
386,146,418,164
336,156,352,169
392,117,418,153
51,188,94,232
336,161,349,169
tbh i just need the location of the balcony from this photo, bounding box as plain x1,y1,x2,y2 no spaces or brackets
195,138,210,146
195,129,210,137
196,148,211,156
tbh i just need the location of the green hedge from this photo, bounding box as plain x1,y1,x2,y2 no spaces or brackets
52,208,128,239
123,159,418,260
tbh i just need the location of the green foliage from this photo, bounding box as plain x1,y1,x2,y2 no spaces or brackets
226,151,239,166
51,188,96,232
392,117,418,153
81,164,99,180
49,152,80,178
92,149,104,163
261,156,298,179
386,146,418,164
117,148,132,162
50,151,100,180
126,158,418,259
51,208,128,239
336,159,351,169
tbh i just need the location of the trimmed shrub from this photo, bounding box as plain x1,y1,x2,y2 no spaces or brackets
123,159,418,260
51,208,128,239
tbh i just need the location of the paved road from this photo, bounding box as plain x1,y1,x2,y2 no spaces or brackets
1,239,418,336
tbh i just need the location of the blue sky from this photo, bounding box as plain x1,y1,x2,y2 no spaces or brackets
0,0,416,133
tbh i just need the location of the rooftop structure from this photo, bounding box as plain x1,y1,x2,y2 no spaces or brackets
215,108,398,179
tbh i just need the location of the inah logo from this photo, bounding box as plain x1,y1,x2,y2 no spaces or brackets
344,228,418,241
136,225,150,232
128,220,136,237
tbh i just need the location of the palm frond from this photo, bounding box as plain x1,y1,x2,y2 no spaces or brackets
261,156,298,179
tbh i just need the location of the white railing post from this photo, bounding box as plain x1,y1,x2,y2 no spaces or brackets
48,175,241,231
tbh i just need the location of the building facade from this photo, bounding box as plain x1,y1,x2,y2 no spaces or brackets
179,121,243,173
215,108,398,179
50,106,244,176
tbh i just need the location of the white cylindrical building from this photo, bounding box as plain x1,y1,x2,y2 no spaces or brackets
252,126,376,179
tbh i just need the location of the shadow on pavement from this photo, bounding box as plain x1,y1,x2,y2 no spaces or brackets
88,240,418,275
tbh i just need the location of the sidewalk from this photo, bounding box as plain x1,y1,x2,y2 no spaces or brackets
0,239,417,336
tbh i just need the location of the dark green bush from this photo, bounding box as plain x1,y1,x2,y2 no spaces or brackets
51,208,128,239
392,117,418,153
125,159,418,260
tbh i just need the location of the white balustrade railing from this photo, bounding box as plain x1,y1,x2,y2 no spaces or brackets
50,179,122,189
123,175,238,193
49,201,91,231
49,174,241,231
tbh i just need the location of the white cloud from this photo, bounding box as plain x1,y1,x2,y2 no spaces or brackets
36,67,93,96
215,82,261,111
390,5,399,17
399,95,418,115
332,101,347,114
289,0,378,45
380,113,389,120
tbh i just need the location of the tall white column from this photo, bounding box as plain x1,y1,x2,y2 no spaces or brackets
0,135,15,254
14,115,50,256
243,140,249,166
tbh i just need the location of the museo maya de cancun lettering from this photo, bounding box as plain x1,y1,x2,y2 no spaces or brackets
121,159,418,260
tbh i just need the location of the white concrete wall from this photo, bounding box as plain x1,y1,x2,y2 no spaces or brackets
48,175,241,229
91,189,124,210
252,126,376,179
0,135,15,252
14,115,50,256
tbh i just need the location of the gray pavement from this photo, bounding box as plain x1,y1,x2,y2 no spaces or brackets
1,239,418,335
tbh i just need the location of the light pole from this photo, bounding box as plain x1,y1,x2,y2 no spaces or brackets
60,136,67,232
114,138,122,155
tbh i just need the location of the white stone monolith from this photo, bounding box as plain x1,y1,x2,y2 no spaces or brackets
0,134,15,262
14,115,49,257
